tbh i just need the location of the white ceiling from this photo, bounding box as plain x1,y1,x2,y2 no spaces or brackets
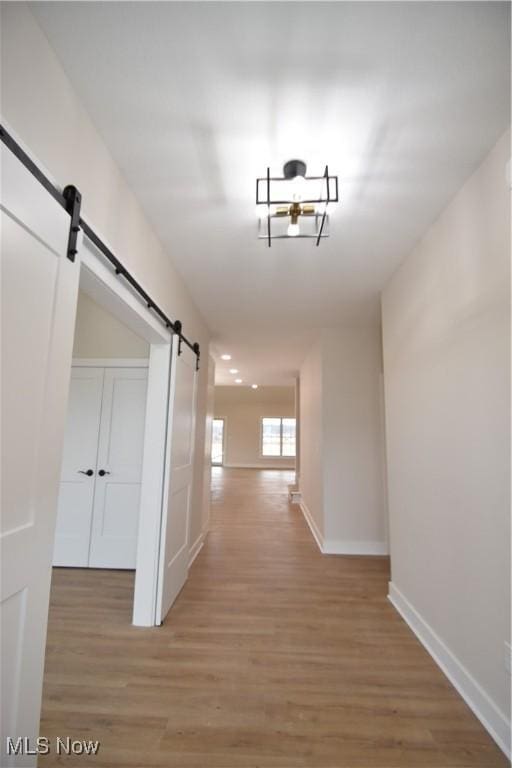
32,1,510,385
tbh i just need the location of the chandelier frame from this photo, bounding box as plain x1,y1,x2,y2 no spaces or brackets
256,164,339,247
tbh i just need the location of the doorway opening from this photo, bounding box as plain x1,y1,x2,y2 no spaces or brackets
53,292,150,571
56,235,174,628
211,418,225,465
211,385,297,471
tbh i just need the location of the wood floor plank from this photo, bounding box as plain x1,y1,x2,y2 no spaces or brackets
39,467,508,767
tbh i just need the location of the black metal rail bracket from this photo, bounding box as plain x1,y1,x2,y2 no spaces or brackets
174,321,183,355
193,343,200,371
63,185,82,262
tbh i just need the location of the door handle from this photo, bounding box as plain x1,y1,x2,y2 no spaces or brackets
78,469,94,477
98,469,111,477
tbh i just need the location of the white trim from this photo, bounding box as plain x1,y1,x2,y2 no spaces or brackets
388,582,511,758
223,462,295,470
259,456,297,461
323,539,389,556
72,357,149,368
222,464,295,472
299,500,324,552
189,527,208,568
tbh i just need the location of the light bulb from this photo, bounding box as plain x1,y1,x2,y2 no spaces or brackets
235,378,243,384
251,384,258,389
287,222,300,237
291,175,306,202
229,368,239,374
220,354,231,361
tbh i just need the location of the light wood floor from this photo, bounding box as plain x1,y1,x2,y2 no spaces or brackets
40,468,508,767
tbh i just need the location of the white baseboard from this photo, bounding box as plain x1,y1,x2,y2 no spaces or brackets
299,501,388,556
388,582,511,758
323,539,389,555
223,462,295,470
189,528,208,568
299,500,324,551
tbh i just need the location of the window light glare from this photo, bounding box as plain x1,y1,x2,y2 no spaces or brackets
220,354,231,361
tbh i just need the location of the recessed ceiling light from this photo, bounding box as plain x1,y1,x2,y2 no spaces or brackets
251,384,258,389
235,378,243,384
221,354,231,361
229,368,239,374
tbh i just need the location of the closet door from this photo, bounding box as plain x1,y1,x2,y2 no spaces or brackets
88,367,148,568
53,367,104,567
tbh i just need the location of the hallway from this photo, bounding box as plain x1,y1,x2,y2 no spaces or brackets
40,469,507,767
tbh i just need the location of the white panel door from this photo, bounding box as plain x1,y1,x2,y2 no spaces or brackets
1,145,80,767
156,342,197,623
88,367,148,568
53,367,104,566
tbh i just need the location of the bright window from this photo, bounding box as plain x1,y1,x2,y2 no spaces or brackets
211,418,225,465
261,417,296,458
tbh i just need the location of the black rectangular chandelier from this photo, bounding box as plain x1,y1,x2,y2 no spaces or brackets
256,159,339,247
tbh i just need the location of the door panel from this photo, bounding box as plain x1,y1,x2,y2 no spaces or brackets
105,376,147,466
2,221,59,534
165,485,189,561
156,342,197,623
100,483,141,538
172,357,195,467
53,368,104,566
1,145,79,767
88,368,148,568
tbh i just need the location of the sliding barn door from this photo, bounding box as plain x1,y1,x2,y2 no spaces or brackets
1,145,79,766
156,341,197,624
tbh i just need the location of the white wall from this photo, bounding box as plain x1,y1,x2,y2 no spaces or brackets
382,130,511,752
322,327,386,551
214,386,295,469
299,339,324,539
299,328,386,554
73,291,149,358
0,3,211,549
